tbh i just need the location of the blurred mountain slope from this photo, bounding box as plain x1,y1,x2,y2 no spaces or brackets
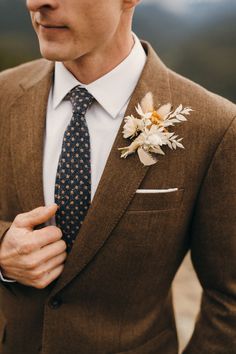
132,2,236,101
0,0,235,101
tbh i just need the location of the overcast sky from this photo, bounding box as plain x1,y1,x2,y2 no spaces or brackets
145,0,224,13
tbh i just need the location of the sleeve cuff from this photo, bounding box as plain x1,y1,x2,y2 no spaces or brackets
0,269,16,283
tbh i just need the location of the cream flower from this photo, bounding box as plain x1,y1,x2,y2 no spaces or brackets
143,125,169,148
118,92,193,166
122,115,144,139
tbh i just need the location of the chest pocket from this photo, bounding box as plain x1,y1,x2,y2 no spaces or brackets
126,188,184,212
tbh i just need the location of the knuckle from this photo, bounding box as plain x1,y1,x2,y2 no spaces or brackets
14,213,25,227
58,263,64,271
47,226,62,239
23,260,32,270
24,258,38,270
30,207,44,219
54,266,64,278
58,240,67,252
34,280,47,289
59,264,65,274
16,244,27,256
54,227,63,239
31,269,45,280
62,252,67,261
17,241,34,256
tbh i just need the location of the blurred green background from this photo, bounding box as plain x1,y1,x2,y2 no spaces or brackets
0,0,235,102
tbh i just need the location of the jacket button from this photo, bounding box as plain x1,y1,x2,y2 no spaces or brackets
49,296,62,309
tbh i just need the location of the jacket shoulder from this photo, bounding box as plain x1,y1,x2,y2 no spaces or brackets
167,68,236,166
0,58,52,95
168,68,236,127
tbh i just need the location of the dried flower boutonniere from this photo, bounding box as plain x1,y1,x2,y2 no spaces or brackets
118,92,193,166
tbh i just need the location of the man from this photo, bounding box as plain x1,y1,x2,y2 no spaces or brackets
0,0,235,353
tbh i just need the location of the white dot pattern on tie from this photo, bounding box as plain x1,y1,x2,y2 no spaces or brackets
54,86,94,252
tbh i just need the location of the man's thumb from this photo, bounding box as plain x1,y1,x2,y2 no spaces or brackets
14,204,58,229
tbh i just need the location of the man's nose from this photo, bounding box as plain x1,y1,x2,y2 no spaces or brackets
26,0,58,11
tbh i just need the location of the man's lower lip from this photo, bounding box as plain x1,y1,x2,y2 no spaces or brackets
39,25,68,31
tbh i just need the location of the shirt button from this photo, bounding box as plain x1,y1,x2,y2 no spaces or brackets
49,296,62,309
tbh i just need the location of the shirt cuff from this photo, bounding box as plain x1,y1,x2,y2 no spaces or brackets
0,269,16,283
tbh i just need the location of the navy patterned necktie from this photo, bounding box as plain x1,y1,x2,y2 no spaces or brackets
54,86,94,252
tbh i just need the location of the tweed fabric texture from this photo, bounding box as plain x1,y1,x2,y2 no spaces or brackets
55,86,94,252
0,43,236,354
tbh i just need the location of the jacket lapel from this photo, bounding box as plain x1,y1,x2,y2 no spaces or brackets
10,61,54,212
50,42,172,296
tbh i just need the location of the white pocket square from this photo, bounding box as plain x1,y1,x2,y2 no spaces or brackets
136,188,178,194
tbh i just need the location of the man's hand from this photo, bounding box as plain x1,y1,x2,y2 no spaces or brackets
0,204,67,289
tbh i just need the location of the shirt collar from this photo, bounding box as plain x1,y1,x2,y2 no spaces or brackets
52,33,147,119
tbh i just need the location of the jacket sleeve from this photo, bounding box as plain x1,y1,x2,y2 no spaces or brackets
0,221,11,241
0,221,16,283
183,117,236,353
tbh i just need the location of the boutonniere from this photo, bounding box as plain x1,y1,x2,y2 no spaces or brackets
118,92,193,166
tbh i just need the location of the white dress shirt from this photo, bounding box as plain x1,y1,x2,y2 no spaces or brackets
43,34,146,207
0,36,146,283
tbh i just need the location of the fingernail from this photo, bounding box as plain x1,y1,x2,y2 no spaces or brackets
46,203,58,209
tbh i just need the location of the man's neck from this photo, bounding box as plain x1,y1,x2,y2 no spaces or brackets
63,32,134,85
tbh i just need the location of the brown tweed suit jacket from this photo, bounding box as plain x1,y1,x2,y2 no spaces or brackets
0,42,236,354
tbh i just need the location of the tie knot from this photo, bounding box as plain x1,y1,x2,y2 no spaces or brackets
66,86,94,116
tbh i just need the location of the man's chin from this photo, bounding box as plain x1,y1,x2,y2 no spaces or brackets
39,51,66,62
39,44,71,62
